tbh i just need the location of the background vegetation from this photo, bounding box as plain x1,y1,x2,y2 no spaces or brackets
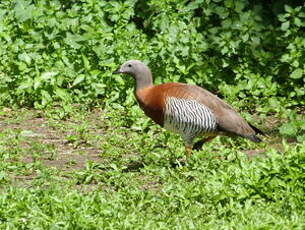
0,0,304,228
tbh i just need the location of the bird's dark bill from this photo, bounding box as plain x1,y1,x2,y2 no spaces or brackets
112,68,121,74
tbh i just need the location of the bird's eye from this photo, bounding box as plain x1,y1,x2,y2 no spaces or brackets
128,64,132,68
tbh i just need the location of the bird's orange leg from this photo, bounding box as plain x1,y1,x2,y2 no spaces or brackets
185,146,193,157
205,135,217,143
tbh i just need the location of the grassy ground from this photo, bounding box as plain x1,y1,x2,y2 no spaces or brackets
0,105,304,229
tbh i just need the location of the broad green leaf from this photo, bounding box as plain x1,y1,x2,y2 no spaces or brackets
184,2,200,11
34,78,42,90
64,33,81,49
290,68,303,79
14,0,35,22
72,75,85,86
18,80,33,90
215,6,229,19
41,90,52,102
55,88,70,101
281,21,290,31
82,54,90,70
284,5,293,13
294,17,302,27
18,53,31,64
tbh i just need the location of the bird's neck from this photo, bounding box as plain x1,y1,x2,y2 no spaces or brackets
134,71,153,91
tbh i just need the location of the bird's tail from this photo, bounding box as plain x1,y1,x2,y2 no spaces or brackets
246,134,262,143
246,123,266,143
249,123,265,136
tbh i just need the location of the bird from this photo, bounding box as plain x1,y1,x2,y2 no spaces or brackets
113,60,264,156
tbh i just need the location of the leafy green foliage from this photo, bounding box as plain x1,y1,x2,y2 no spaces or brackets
0,0,304,111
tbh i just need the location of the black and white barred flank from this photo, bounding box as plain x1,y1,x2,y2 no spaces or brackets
164,97,217,145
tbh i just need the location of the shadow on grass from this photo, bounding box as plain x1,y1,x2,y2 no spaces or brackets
122,161,145,172
122,158,188,172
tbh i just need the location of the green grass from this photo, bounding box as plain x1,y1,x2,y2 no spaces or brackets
0,106,304,229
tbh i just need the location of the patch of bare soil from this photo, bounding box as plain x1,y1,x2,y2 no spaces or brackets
0,109,106,183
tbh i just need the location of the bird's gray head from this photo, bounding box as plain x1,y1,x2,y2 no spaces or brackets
113,60,153,90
